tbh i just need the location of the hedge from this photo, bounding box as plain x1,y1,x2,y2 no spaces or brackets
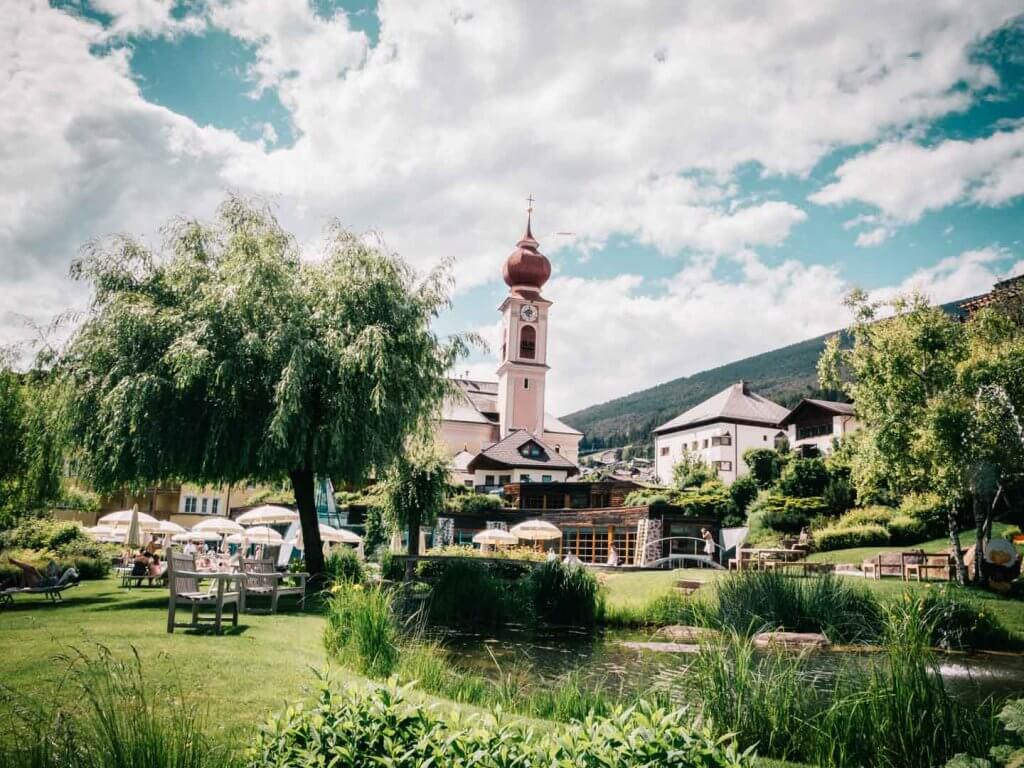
813,524,890,551
249,680,755,768
748,494,829,533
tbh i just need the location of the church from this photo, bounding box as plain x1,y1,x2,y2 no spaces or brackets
438,212,583,489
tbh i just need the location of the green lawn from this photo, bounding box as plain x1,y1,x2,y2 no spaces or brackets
806,523,1016,565
0,577,331,743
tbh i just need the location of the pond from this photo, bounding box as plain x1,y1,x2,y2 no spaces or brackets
432,625,1024,706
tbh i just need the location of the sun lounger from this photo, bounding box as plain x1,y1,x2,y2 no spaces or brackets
0,582,78,609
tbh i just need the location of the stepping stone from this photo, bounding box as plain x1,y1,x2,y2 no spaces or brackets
620,641,700,653
753,631,829,650
656,625,718,643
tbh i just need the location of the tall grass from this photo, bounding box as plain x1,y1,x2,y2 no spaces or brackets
426,558,511,628
526,559,605,626
324,582,400,677
690,603,999,768
0,647,235,768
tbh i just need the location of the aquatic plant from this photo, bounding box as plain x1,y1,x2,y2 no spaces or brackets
323,547,366,585
323,582,400,677
526,559,605,626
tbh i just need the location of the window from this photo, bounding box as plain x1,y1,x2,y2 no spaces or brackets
485,474,495,486
520,474,532,482
797,423,834,440
713,460,733,472
711,434,732,446
554,445,560,453
763,435,768,441
464,479,473,488
660,446,670,456
519,441,544,459
691,441,698,450
200,497,208,515
524,378,529,389
499,474,511,485
542,475,552,482
519,325,536,359
184,496,197,514
211,498,220,515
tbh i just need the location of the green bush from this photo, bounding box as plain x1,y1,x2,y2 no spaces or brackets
676,482,738,521
913,587,1017,651
378,550,403,580
742,448,783,487
426,558,511,627
65,555,110,580
822,471,856,516
446,493,504,515
623,489,673,510
324,547,365,585
323,583,399,678
888,514,927,544
900,492,948,539
814,523,890,551
729,475,759,516
527,559,604,626
778,458,829,497
0,517,88,552
833,505,896,527
249,679,755,768
748,494,828,533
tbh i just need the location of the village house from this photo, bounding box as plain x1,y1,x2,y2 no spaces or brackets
779,399,859,457
652,381,790,485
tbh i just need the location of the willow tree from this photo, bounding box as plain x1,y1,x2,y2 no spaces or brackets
384,439,450,581
56,196,464,580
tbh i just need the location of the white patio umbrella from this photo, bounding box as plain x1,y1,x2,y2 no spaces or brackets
191,517,245,535
152,520,186,535
98,507,159,530
124,505,143,549
509,519,562,541
84,525,120,542
171,530,223,543
473,528,518,546
294,524,361,549
235,505,299,526
227,526,282,546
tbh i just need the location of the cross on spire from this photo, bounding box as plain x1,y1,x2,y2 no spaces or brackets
526,194,535,214
524,194,535,239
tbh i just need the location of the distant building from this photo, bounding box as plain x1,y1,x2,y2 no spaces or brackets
779,398,859,457
465,430,578,490
652,381,789,485
438,211,582,485
959,273,1024,318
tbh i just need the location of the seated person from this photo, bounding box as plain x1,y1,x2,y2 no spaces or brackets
131,549,151,577
6,556,43,588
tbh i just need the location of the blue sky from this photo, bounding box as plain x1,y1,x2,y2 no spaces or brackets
4,2,1024,413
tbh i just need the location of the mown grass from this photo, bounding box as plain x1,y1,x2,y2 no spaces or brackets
806,521,1016,564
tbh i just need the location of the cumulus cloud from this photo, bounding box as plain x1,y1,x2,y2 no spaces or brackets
90,0,205,37
812,124,1024,221
854,226,892,247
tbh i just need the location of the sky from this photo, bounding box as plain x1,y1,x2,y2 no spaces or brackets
3,1,1024,417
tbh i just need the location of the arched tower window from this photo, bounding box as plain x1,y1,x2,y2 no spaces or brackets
519,325,536,359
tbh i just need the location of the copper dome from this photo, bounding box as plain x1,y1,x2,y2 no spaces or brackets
502,218,551,289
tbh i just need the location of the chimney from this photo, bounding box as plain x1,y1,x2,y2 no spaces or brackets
738,380,748,394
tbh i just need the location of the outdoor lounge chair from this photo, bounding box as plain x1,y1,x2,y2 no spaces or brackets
0,582,78,610
166,551,241,634
239,557,307,614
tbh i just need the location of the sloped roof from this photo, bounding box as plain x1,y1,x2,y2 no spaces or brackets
779,398,855,427
653,381,790,434
544,412,583,436
467,430,578,475
442,378,583,437
450,449,476,472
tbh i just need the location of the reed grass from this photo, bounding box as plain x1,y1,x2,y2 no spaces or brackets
0,646,236,768
324,582,400,677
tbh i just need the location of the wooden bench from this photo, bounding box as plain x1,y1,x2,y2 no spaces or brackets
904,553,954,582
863,551,918,580
675,579,703,595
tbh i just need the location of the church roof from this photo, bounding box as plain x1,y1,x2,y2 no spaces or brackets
543,412,583,436
442,377,583,436
467,430,579,475
451,449,476,472
652,381,790,434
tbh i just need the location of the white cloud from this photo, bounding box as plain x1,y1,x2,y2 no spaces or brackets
90,0,205,37
812,124,1024,221
854,226,891,247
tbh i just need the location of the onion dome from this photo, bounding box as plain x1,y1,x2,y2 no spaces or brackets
502,213,551,289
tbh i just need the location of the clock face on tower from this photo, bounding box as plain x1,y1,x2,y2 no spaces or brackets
519,304,538,322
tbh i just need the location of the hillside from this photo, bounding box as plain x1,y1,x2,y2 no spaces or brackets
562,297,973,452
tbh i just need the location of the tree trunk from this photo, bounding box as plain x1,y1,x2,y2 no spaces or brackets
948,506,967,586
973,492,987,586
289,468,325,589
404,505,421,582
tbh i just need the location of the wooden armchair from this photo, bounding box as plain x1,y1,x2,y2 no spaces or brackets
239,558,307,614
166,551,241,634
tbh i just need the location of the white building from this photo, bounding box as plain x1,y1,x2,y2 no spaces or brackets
652,381,790,486
779,399,859,457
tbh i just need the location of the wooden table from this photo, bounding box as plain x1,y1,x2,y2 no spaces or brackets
737,548,805,570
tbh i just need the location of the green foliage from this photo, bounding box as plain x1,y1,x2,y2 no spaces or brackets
900,492,949,538
742,448,784,488
623,488,672,510
385,440,450,567
323,583,399,678
0,647,235,768
729,475,759,517
0,518,114,579
446,492,504,515
911,586,1017,651
713,570,881,644
249,678,754,768
624,483,737,521
747,493,828,534
426,558,511,627
55,196,465,575
946,696,1024,768
813,523,890,551
526,559,604,626
672,452,717,489
822,470,856,515
323,547,365,585
778,457,829,497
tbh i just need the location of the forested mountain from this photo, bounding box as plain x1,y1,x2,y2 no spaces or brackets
561,297,973,452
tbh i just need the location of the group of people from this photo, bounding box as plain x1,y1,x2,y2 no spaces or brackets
122,539,166,583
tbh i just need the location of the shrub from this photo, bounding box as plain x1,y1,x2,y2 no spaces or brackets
742,448,783,488
900,492,948,539
913,586,1017,651
623,489,672,510
676,482,738,522
426,558,510,627
249,679,755,768
527,559,604,626
813,523,890,551
447,493,504,515
0,517,88,552
822,471,856,515
729,475,759,517
324,547,365,585
888,514,927,544
379,550,403,580
65,555,110,580
833,505,896,527
778,458,829,497
323,583,399,678
672,453,717,489
748,494,828,533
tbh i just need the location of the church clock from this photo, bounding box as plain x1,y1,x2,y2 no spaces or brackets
519,304,538,322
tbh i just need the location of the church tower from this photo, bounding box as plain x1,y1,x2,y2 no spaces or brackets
497,206,551,438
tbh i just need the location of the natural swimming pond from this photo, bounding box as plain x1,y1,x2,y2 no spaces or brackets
432,625,1024,706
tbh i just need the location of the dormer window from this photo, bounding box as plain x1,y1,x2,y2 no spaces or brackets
519,325,536,359
519,440,545,459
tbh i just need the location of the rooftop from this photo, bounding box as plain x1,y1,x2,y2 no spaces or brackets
652,381,790,434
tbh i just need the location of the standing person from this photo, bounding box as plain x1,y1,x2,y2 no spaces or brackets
701,528,716,561
607,544,619,567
